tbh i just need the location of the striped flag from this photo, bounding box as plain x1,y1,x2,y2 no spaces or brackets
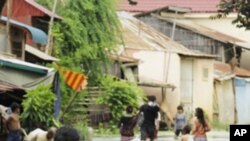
62,69,87,91
54,64,87,91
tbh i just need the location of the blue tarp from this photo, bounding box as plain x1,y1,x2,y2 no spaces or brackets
0,16,48,45
53,72,61,120
234,78,250,124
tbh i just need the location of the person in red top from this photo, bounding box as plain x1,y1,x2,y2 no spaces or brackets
192,108,211,141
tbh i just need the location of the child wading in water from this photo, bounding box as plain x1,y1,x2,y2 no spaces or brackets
174,105,186,139
181,125,194,141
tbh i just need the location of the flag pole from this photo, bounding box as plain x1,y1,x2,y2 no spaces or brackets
60,91,79,120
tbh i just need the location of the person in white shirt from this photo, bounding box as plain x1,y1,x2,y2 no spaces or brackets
27,127,56,141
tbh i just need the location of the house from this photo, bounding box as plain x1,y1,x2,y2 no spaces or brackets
0,16,57,63
118,12,215,121
0,56,56,137
174,14,250,70
2,0,61,51
118,0,250,70
109,54,139,82
214,62,250,124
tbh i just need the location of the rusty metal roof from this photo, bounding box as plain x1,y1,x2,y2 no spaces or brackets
119,12,216,58
214,62,250,78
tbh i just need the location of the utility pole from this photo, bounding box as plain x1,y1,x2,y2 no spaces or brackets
6,0,12,54
164,10,178,83
45,0,58,55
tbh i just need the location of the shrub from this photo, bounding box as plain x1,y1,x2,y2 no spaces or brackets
21,84,56,131
97,75,145,123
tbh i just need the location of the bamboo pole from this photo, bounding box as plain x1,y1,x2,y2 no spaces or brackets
60,91,79,120
6,0,12,54
45,0,58,55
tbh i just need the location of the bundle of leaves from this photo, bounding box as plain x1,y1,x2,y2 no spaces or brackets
21,84,57,131
217,0,250,29
97,76,145,123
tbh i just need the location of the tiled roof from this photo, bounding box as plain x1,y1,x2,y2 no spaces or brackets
118,0,221,13
215,62,250,78
119,12,216,58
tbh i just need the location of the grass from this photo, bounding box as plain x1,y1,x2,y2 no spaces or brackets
211,120,229,131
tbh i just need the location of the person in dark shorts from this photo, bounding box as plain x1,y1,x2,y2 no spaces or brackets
6,102,22,141
139,96,160,141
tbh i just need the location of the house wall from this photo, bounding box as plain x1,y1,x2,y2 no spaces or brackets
180,57,214,120
131,50,181,118
137,15,229,62
214,80,235,124
180,58,194,120
192,58,214,120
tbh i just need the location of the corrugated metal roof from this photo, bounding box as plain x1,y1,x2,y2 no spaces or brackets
155,15,243,44
25,44,59,61
0,16,48,45
118,0,220,13
119,12,216,58
214,62,250,78
25,0,61,19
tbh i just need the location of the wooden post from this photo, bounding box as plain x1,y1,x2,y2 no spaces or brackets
232,78,238,124
60,91,79,120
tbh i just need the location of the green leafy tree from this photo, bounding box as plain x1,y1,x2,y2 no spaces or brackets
218,0,250,29
36,0,121,86
21,84,57,130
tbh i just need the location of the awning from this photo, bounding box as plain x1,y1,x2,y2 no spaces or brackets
0,57,53,75
0,81,23,92
0,16,48,45
25,44,59,62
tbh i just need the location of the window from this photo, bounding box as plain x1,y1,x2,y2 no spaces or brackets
11,41,22,58
202,68,209,81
